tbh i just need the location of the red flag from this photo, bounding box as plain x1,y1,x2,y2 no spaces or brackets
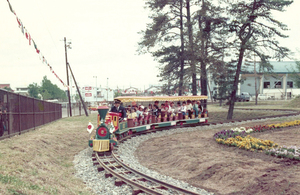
25,30,28,39
28,33,31,45
16,17,21,26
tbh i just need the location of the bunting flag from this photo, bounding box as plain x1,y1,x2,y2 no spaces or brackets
6,0,68,89
28,33,31,45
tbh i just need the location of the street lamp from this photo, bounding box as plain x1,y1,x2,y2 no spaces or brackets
93,76,97,105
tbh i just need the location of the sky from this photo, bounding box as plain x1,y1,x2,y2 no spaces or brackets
1,0,300,93
0,0,160,92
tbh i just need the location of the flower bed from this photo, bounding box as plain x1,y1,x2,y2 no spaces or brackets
226,120,300,134
213,129,247,140
268,120,300,129
266,146,300,160
215,135,278,152
214,120,300,160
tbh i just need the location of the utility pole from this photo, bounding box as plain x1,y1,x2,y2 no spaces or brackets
254,53,258,105
107,78,109,102
64,37,72,116
68,63,89,116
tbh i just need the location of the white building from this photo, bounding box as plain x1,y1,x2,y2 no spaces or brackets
15,87,29,96
239,61,300,99
80,86,114,104
144,86,162,95
122,87,139,96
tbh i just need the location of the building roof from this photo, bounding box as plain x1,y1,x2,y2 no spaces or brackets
145,86,161,92
0,84,10,89
241,61,298,74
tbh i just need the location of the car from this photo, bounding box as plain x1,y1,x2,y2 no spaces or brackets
239,92,250,101
258,94,272,100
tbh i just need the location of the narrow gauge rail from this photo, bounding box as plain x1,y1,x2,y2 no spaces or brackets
93,150,202,195
91,108,300,195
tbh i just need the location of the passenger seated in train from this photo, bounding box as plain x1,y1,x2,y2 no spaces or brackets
181,101,187,117
143,107,149,116
132,108,137,118
192,100,198,117
168,102,176,119
153,101,159,117
136,106,144,120
197,101,203,113
186,100,193,119
176,102,182,114
126,106,131,116
148,104,153,115
160,103,166,113
143,107,149,120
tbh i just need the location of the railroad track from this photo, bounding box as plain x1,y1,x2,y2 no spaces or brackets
92,149,202,195
92,108,300,194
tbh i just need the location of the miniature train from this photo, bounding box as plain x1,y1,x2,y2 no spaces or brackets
88,96,209,152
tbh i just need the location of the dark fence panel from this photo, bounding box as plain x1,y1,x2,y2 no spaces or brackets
0,89,62,140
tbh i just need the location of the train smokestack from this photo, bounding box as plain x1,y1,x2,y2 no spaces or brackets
97,106,109,122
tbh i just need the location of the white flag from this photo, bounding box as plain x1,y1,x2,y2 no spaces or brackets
87,121,94,134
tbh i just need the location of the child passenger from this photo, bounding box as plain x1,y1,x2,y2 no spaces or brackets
136,106,144,119
143,107,149,120
186,100,193,119
176,102,182,114
148,104,153,115
160,103,166,112
143,107,149,116
181,101,187,117
128,108,137,119
168,102,175,117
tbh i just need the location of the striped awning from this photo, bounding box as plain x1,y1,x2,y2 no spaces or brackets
114,95,208,103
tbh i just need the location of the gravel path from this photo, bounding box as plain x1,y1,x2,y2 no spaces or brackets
73,116,297,195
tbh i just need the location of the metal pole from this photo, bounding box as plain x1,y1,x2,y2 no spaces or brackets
93,76,97,105
68,63,89,116
107,78,109,102
64,37,72,116
254,54,258,105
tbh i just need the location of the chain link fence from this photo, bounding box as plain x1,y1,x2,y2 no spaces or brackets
0,89,62,140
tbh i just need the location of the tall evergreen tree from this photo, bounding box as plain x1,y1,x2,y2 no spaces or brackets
224,0,293,119
138,0,189,95
194,0,227,108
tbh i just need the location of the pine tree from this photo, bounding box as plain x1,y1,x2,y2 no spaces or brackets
224,0,293,119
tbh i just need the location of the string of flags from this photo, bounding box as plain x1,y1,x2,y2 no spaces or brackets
6,0,68,89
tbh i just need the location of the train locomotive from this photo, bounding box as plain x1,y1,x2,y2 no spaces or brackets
88,96,209,152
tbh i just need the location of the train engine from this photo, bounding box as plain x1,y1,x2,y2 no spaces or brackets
88,106,118,152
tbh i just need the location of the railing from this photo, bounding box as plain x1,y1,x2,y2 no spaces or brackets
0,89,62,140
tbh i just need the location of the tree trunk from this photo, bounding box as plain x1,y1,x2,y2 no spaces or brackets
200,60,208,109
199,0,208,108
227,43,246,119
186,0,197,95
178,0,184,96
